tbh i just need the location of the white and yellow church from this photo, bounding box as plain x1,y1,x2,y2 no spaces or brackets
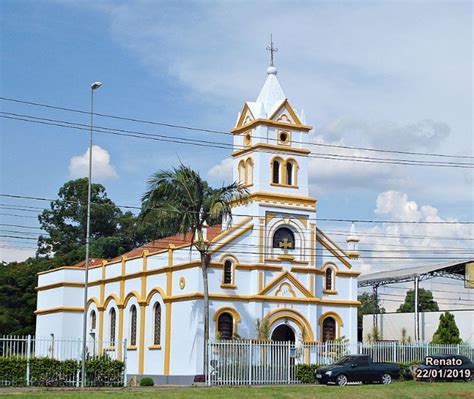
35,62,361,383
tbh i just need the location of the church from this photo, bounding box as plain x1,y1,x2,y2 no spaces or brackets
35,59,361,383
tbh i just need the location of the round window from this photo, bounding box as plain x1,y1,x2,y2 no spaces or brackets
244,133,251,146
279,132,289,144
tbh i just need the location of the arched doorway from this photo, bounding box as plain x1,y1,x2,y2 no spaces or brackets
271,324,295,342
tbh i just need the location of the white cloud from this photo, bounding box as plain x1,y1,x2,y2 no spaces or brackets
69,145,118,180
207,157,233,183
0,245,36,263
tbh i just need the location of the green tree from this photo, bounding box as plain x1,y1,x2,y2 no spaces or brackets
37,178,149,265
0,257,51,335
141,164,248,376
397,288,439,313
432,312,462,344
357,292,385,335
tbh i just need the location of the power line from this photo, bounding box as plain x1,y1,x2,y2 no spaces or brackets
2,112,474,169
1,96,473,160
1,193,474,225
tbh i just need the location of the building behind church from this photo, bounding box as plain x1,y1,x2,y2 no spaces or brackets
36,62,361,383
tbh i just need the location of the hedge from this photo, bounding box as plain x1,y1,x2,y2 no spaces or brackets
0,355,124,387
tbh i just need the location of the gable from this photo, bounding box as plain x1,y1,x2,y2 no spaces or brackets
259,271,313,298
235,103,255,129
269,99,302,126
316,228,352,269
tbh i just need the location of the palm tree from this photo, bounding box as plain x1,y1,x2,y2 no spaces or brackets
141,164,249,376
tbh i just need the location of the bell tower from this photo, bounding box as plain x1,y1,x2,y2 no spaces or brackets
228,38,319,267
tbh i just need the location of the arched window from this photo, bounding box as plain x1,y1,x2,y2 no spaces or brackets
217,312,233,340
130,305,137,346
223,260,233,285
238,161,245,185
322,317,336,342
272,159,280,184
325,268,333,291
245,158,253,185
90,310,96,330
153,303,161,346
272,227,295,251
109,308,116,346
286,161,293,185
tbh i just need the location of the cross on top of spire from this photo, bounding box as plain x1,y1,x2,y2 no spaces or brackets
266,34,278,67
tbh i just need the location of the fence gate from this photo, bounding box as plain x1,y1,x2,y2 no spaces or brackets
208,341,300,385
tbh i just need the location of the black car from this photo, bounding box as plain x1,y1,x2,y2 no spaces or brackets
315,354,400,386
403,355,474,382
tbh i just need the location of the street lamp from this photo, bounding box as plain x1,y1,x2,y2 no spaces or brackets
81,81,102,387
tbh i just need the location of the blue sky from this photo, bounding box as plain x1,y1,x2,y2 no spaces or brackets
1,0,473,300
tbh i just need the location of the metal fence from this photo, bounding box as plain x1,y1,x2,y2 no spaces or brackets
0,335,127,387
208,340,300,385
208,340,474,385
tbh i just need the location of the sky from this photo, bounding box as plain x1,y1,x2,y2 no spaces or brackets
1,1,473,311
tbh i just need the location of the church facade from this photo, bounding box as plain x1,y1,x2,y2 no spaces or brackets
35,63,360,383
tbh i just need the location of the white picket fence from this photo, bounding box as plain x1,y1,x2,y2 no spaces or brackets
207,340,474,385
0,335,127,387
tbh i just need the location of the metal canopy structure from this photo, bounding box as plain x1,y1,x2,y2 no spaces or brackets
357,259,474,341
358,259,474,288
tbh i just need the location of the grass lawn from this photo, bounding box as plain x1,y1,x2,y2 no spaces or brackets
0,382,473,399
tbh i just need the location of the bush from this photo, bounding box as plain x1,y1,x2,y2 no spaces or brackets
0,356,26,386
0,355,124,387
139,377,154,386
295,364,320,384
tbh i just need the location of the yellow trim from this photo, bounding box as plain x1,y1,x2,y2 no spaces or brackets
234,103,255,129
319,312,344,341
210,223,254,254
213,307,241,338
310,223,315,266
123,291,140,308
232,143,311,158
35,282,84,291
34,306,83,315
269,99,303,126
86,297,101,310
258,271,263,291
259,271,313,298
179,277,186,290
145,287,167,305
220,256,237,286
231,118,312,134
323,262,337,292
103,294,120,310
317,228,352,269
220,284,237,289
259,217,265,263
210,216,252,243
235,264,282,271
323,289,338,295
233,191,316,207
245,157,254,186
127,345,137,351
244,130,252,146
148,345,162,350
163,302,172,375
310,275,315,296
277,129,291,145
263,307,314,342
138,304,146,373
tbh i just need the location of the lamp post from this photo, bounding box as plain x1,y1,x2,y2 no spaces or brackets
81,81,102,387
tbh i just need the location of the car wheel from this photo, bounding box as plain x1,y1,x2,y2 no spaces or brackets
336,374,348,387
381,373,392,385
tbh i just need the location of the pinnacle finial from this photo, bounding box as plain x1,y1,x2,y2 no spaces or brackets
266,34,278,74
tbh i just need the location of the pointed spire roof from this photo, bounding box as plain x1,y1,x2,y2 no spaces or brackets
347,222,360,243
255,67,286,116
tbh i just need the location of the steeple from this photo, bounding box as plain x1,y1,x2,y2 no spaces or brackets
346,222,360,259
